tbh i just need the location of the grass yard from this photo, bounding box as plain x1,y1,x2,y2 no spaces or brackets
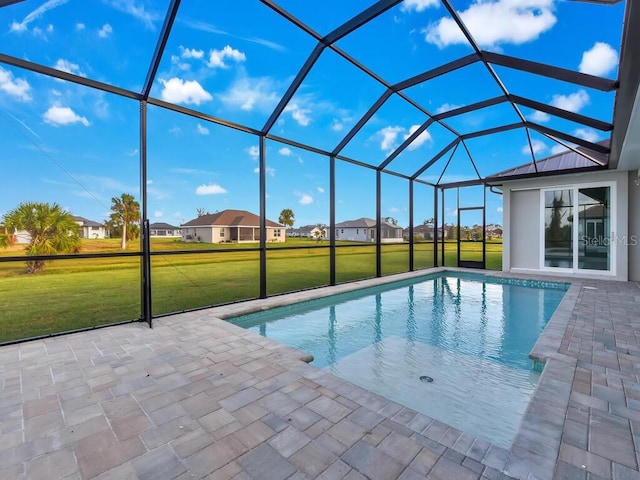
0,238,501,343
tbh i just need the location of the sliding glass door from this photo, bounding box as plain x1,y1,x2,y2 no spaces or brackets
544,189,573,268
577,187,610,271
542,184,613,274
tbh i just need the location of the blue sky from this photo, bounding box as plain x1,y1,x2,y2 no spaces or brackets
0,0,625,229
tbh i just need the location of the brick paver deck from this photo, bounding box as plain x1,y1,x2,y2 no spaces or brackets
0,269,638,479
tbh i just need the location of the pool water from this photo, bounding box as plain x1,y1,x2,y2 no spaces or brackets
228,272,568,448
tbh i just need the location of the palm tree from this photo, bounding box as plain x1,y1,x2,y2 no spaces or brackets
110,193,140,250
2,202,81,273
278,208,295,228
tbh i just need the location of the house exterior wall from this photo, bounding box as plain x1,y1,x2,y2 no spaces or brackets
336,227,373,242
502,170,629,281
266,227,285,243
508,189,540,270
80,225,106,239
13,230,30,244
629,170,640,281
182,226,213,243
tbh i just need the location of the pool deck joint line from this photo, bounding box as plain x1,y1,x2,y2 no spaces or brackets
0,267,638,479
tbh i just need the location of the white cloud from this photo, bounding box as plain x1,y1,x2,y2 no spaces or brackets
297,193,313,205
9,0,69,33
181,19,285,52
46,24,53,33
43,106,90,127
522,139,546,155
0,67,32,101
550,89,589,113
528,110,550,123
574,128,600,143
104,0,160,30
154,211,163,218
401,0,439,12
53,59,85,76
377,126,404,152
159,77,212,105
579,42,618,77
98,23,113,38
278,147,292,156
497,207,503,213
195,183,227,195
127,148,139,156
179,46,204,59
75,23,85,30
424,0,556,49
196,124,210,135
207,45,246,69
317,187,325,193
436,103,462,114
169,126,182,135
331,119,344,131
219,76,279,112
247,145,259,160
253,166,275,177
551,144,568,155
170,55,191,71
404,124,433,150
377,125,432,152
284,103,312,126
93,93,110,119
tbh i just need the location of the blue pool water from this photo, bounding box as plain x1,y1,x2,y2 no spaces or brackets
228,272,568,447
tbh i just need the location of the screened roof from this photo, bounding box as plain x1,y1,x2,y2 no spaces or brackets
0,0,637,194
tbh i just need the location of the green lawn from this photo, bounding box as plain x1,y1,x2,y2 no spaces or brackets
0,239,502,343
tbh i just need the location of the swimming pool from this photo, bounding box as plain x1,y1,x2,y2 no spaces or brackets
228,272,568,448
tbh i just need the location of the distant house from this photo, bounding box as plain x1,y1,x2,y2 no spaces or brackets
487,226,503,239
404,224,451,240
11,229,31,244
181,209,285,243
149,222,181,238
403,223,435,240
10,215,106,244
73,216,107,239
292,224,327,239
335,217,403,243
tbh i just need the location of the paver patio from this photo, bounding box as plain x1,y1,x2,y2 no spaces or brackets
0,269,639,479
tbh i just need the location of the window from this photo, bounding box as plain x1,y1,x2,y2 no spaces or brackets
274,229,281,237
220,228,225,237
542,184,613,273
91,226,100,230
356,229,359,235
341,229,344,233
371,229,375,238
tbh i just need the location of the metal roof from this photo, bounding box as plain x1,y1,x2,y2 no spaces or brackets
491,140,610,178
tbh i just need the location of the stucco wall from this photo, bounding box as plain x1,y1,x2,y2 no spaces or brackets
336,227,372,242
502,170,629,281
629,171,640,281
509,189,540,270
